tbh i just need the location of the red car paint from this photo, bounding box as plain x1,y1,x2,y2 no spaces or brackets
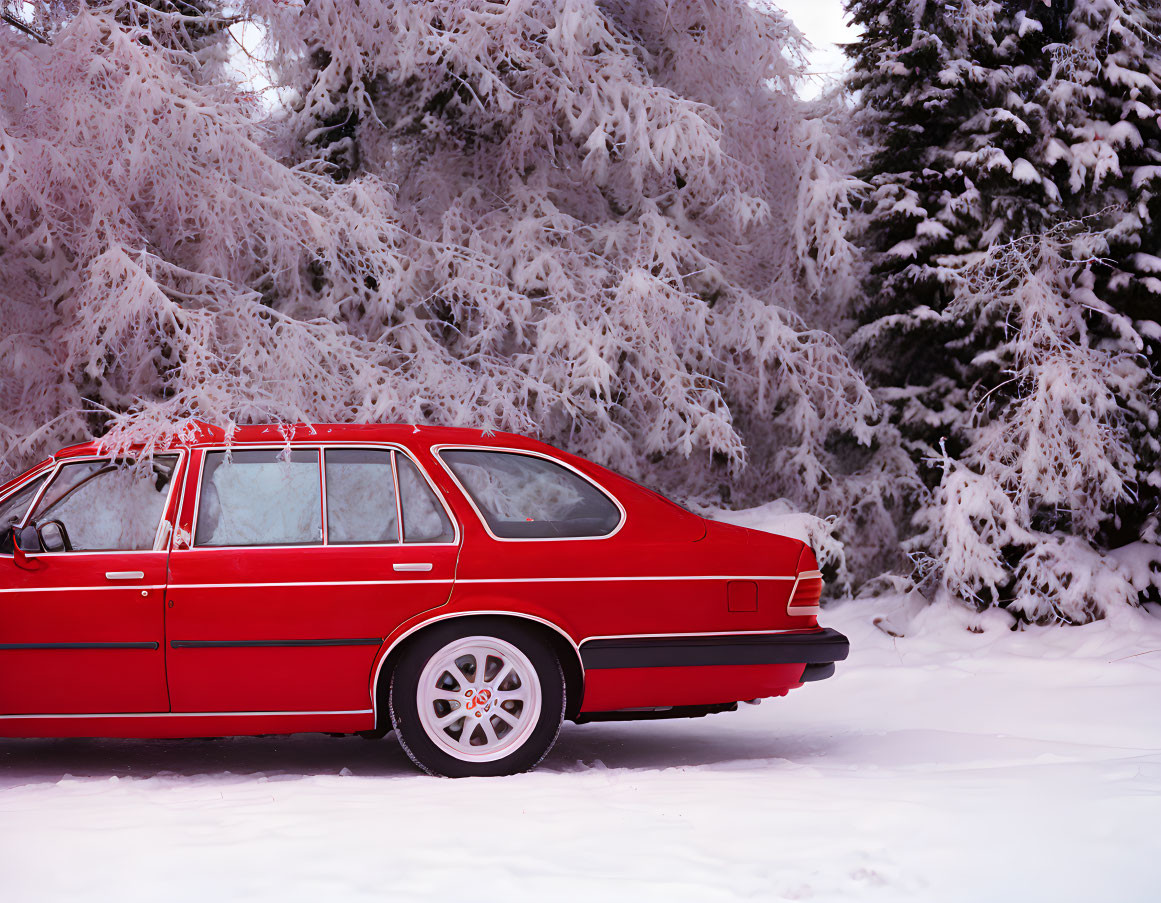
0,423,845,739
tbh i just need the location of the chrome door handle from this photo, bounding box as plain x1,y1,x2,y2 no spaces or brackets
393,563,433,572
105,571,145,581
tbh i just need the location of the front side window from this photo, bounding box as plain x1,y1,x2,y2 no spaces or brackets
25,457,179,552
0,474,48,553
440,449,621,539
195,450,321,547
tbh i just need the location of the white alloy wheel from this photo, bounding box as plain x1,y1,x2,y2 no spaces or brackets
415,635,544,763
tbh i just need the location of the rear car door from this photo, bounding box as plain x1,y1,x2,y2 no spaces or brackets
164,445,459,714
0,455,182,715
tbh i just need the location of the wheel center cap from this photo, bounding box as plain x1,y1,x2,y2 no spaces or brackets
466,688,492,711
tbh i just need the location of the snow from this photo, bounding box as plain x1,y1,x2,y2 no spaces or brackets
2,599,1158,902
1011,157,1041,183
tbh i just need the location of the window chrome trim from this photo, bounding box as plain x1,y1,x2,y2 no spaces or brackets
0,470,48,503
319,447,402,546
6,452,186,558
184,443,461,551
431,444,627,543
318,446,330,545
193,446,324,549
390,450,405,543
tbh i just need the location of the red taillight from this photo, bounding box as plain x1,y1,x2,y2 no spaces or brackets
787,571,823,616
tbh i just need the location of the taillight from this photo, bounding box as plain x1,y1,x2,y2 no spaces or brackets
787,570,823,616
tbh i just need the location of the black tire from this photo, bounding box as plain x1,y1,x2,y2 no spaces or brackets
388,618,566,777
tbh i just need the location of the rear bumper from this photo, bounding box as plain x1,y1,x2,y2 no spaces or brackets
579,627,850,673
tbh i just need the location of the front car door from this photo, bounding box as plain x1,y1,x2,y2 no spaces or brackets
0,454,182,715
164,444,460,715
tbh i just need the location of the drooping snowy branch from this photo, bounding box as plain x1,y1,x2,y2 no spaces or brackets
1,0,881,557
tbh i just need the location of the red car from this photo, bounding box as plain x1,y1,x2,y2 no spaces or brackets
0,423,848,776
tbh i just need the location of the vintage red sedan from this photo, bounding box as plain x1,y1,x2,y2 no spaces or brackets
0,422,848,776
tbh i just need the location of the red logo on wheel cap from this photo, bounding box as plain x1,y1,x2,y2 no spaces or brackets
466,688,492,710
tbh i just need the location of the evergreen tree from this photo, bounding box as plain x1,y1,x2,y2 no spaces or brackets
848,0,1161,619
846,0,1061,459
1043,0,1161,544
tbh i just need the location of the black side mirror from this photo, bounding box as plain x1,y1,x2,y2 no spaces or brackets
15,525,41,553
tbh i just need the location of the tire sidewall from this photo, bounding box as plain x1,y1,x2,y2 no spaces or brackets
389,618,566,777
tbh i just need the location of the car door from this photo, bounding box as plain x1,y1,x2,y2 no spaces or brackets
0,455,182,716
164,445,459,714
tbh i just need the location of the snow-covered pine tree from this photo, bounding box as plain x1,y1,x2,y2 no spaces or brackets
845,0,1061,463
1042,0,1161,548
850,0,1161,619
1,1,897,581
914,224,1152,621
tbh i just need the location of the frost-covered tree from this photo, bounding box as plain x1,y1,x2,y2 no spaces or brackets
1,1,895,581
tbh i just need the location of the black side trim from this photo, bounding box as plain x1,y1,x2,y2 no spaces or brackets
574,703,739,724
0,642,159,651
580,628,850,670
170,638,382,649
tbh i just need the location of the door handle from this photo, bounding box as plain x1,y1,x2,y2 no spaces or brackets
105,571,145,580
393,563,433,572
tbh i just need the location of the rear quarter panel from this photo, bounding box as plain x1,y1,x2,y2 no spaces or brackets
393,445,812,709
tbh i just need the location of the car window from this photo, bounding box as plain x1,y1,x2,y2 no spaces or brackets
324,448,399,544
195,449,322,547
26,457,179,552
0,474,48,553
440,449,621,539
398,454,455,543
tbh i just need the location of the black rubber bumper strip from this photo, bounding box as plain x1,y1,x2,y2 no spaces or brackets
0,642,159,650
580,627,850,670
170,638,382,649
800,662,837,682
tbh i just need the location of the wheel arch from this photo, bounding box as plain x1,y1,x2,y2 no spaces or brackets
370,611,585,726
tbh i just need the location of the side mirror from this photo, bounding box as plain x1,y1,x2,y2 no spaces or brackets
38,522,67,553
10,525,41,570
15,525,40,552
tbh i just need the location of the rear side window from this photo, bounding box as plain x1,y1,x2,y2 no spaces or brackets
0,474,48,553
324,448,454,544
440,450,621,539
25,457,179,551
195,450,322,547
397,455,455,543
324,448,398,544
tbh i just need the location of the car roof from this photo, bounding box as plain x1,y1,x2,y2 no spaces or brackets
51,422,556,459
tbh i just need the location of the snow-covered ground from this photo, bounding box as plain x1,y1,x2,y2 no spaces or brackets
2,600,1159,902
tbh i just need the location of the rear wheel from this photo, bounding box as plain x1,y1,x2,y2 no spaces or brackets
389,620,566,777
